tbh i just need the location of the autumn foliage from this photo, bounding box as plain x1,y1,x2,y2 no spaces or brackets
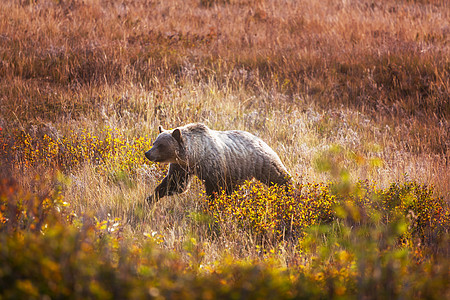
1,0,449,298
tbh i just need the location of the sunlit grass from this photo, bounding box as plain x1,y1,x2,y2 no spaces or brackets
1,0,449,298
3,127,152,176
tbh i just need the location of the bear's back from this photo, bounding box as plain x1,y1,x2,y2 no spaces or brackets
216,130,288,184
181,123,289,187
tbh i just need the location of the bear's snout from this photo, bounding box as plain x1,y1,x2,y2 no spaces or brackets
144,150,154,161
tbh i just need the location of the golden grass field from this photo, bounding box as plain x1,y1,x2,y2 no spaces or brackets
0,0,449,298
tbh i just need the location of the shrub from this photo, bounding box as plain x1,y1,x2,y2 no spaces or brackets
206,180,449,255
1,127,153,177
205,181,337,241
1,174,449,299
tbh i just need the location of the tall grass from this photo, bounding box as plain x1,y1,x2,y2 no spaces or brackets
0,0,449,298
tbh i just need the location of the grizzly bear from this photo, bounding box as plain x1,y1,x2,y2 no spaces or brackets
145,123,291,202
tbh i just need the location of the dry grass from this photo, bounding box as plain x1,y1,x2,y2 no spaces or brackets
1,0,449,268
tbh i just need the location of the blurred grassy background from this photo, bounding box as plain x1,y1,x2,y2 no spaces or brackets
0,0,449,298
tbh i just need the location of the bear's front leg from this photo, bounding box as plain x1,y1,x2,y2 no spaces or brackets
146,163,191,204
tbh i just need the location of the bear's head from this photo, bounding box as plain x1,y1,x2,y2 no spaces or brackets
145,126,185,164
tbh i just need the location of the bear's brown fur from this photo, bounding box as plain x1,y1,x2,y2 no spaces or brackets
145,123,291,202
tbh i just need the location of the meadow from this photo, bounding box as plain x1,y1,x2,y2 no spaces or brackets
0,0,449,298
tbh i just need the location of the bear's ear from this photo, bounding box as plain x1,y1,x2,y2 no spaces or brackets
172,128,183,145
158,125,165,133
